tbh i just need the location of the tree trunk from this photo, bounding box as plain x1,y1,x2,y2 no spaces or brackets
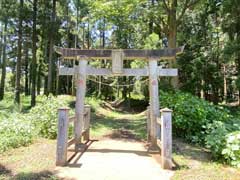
0,22,2,65
200,79,205,99
223,64,227,102
149,0,154,34
102,18,105,49
116,77,120,98
168,0,177,49
75,0,79,48
236,33,240,106
24,42,29,95
87,19,90,49
83,23,85,49
71,61,75,96
44,76,48,95
47,0,56,95
98,18,106,98
72,0,79,96
237,52,240,106
0,20,7,101
15,0,24,104
56,59,59,95
122,77,127,99
168,0,178,88
43,39,48,95
29,60,32,96
31,0,37,107
97,76,102,98
37,63,41,95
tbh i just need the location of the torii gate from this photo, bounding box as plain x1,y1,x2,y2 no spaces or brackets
55,47,184,169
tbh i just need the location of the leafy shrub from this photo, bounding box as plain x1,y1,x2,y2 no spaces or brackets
0,95,75,153
222,131,240,167
205,121,229,159
205,119,240,166
160,91,230,143
29,95,74,139
0,115,34,153
160,91,240,167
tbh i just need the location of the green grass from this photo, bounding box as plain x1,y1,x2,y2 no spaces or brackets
87,98,147,140
0,139,58,180
91,111,147,140
171,139,240,180
0,93,44,116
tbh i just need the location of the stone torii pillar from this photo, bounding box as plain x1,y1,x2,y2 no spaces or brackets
74,56,87,150
148,59,160,147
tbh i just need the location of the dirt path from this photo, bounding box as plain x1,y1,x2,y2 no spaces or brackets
55,139,173,180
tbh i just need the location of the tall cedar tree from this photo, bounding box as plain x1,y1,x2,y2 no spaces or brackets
47,0,56,95
31,0,37,107
15,0,24,104
0,20,7,101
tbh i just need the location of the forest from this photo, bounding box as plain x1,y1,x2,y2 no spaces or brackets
0,0,240,180
1,0,239,105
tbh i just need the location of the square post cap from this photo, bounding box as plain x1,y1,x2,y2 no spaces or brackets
160,108,173,113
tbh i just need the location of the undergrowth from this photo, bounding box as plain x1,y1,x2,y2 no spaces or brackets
160,91,240,167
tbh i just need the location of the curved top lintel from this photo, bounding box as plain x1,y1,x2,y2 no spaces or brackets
55,46,184,61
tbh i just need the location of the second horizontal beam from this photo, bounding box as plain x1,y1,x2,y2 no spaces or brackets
59,67,178,77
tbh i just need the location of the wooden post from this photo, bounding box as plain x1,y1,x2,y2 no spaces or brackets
147,106,151,142
160,108,172,169
56,107,69,166
74,57,88,151
83,105,91,141
148,59,160,147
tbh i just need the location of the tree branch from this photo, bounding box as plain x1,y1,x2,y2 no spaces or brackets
159,17,169,35
27,0,33,5
177,0,190,25
177,0,201,25
162,0,170,13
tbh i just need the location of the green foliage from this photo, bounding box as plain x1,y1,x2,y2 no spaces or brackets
206,120,240,167
160,91,230,143
144,33,160,49
0,95,74,153
160,91,240,167
205,121,229,158
29,95,74,139
236,76,240,90
222,132,240,167
0,114,34,153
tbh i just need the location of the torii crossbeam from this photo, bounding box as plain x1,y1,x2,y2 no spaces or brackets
55,46,184,60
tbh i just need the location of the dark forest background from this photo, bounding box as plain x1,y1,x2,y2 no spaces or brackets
0,0,240,107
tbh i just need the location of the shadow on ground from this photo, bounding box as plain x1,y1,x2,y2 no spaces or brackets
173,139,212,163
171,138,213,171
0,163,57,180
109,99,149,113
